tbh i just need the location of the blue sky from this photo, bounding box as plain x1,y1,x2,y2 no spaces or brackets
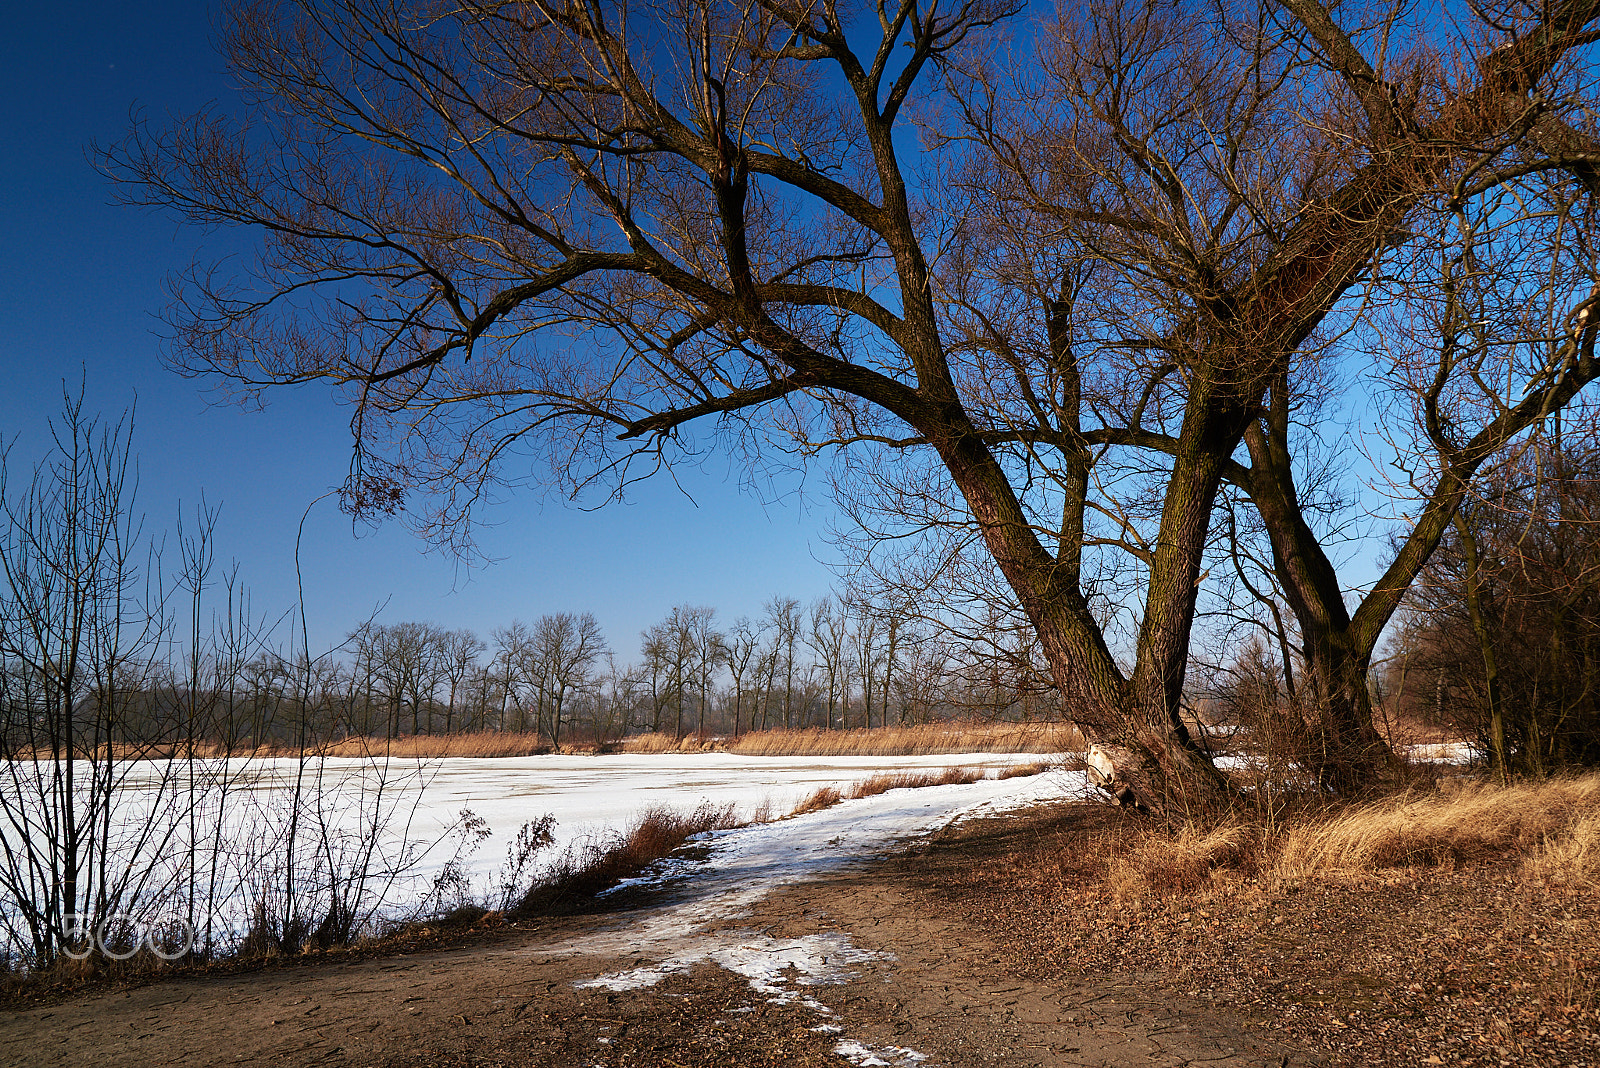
0,1,841,659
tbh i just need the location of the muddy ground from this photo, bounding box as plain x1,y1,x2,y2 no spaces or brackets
0,804,1302,1068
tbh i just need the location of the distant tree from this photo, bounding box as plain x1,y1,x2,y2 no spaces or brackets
530,612,608,746
763,598,804,730
720,616,763,736
491,621,532,732
682,607,723,737
808,597,850,729
438,628,485,733
640,612,691,737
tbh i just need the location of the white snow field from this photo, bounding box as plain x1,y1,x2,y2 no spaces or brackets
105,749,1068,887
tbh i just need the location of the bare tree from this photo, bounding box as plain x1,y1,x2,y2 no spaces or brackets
438,628,485,733
762,598,804,729
807,596,850,729
109,0,1600,805
640,612,692,738
530,611,608,746
0,395,175,965
683,607,723,737
1399,431,1600,774
491,621,533,732
720,615,764,735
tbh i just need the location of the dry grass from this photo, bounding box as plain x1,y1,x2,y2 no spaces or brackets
618,731,710,754
996,760,1052,779
718,721,1082,757
32,721,1080,762
513,801,742,914
845,766,985,797
952,798,1600,1068
1104,823,1261,898
785,761,1050,818
787,785,843,816
1274,773,1600,877
1094,772,1600,900
310,731,565,759
1522,810,1600,887
621,722,1081,756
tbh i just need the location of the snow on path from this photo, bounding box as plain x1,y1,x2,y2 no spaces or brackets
567,768,1082,999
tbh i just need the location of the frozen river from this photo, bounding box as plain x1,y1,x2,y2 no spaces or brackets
110,749,1065,883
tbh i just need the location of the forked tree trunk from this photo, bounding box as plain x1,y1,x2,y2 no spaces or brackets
937,401,1245,812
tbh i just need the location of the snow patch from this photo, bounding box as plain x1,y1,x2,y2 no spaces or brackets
576,930,880,998
558,769,1076,975
833,1039,929,1066
563,766,1076,1066
1408,741,1481,764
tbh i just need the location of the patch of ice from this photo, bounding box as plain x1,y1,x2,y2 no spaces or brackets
811,1022,843,1034
833,1039,929,1066
1408,741,1481,764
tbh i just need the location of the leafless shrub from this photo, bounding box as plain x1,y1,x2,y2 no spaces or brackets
487,816,558,913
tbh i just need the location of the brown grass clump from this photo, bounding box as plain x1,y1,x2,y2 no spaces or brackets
1104,823,1259,898
788,785,843,816
1521,810,1600,887
1274,774,1600,876
513,801,742,915
846,766,985,798
996,760,1052,779
618,732,710,754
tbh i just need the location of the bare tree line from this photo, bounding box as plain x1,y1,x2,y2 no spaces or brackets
38,589,1061,754
0,414,1060,762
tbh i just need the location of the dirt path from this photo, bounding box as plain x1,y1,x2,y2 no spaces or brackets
0,811,1306,1068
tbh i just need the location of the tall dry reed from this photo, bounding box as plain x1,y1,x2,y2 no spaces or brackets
633,721,1084,757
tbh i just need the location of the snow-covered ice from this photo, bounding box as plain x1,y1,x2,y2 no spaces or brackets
105,750,1057,878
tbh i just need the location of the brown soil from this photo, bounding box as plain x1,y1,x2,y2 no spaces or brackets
917,804,1600,1068
6,800,1588,1067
